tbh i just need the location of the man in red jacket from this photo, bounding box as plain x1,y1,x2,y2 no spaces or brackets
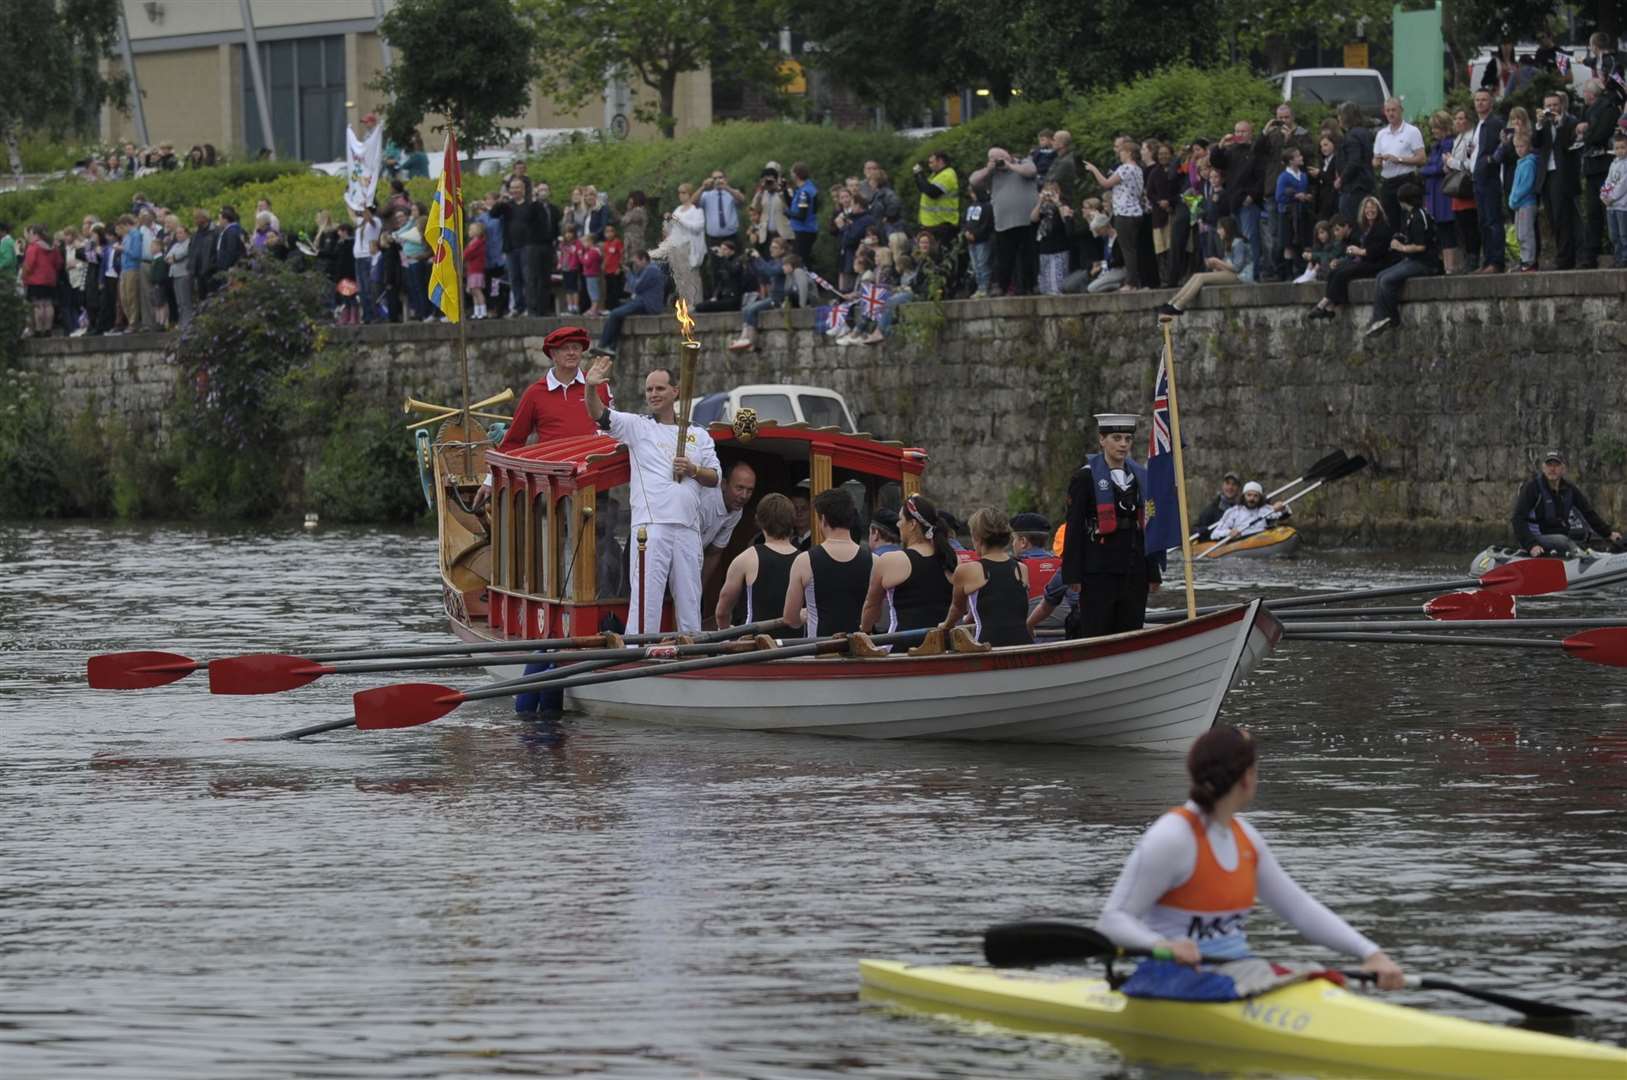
473,325,610,508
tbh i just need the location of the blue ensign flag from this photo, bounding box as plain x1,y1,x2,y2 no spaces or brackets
1144,353,1182,552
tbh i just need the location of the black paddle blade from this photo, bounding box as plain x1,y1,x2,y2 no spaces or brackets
1417,977,1589,1020
983,920,1118,968
1303,449,1349,482
1324,454,1368,482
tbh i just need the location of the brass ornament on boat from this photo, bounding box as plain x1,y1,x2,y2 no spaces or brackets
732,407,759,443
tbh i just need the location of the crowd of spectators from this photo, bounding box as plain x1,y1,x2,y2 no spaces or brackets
14,39,1624,342
68,141,222,182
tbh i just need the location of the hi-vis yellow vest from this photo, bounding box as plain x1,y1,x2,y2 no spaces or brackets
918,167,960,227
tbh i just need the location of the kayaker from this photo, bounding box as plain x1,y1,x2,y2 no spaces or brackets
1192,472,1241,537
939,508,1033,646
1207,481,1290,541
1060,413,1164,638
585,357,720,634
861,494,957,632
473,326,608,509
715,492,797,629
1098,726,1405,992
783,488,873,636
1511,450,1622,556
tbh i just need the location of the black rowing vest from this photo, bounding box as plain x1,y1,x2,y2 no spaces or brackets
808,545,872,636
970,558,1032,646
887,548,953,632
742,544,797,625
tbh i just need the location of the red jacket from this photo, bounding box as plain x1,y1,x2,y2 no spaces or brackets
464,234,487,276
21,240,58,287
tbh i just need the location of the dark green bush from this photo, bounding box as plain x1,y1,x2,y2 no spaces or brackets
1064,63,1283,171
305,408,425,523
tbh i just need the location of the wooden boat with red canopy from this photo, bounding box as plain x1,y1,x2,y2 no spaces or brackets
427,411,1281,751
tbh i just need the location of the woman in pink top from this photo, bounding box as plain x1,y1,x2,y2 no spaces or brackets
558,223,581,314
579,235,604,315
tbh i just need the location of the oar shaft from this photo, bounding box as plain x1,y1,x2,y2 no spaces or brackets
1284,617,1623,633
459,629,930,702
1274,605,1426,619
1287,632,1560,648
305,619,786,663
1266,577,1480,610
321,639,746,676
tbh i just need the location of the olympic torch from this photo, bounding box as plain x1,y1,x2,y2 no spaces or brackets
673,299,701,457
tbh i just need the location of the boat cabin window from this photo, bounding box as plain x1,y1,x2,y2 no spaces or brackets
491,485,508,589
530,491,551,596
594,485,632,601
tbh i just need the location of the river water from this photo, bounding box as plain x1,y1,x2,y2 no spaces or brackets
3,522,1625,1079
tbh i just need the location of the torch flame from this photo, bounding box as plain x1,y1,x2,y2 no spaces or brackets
674,299,697,345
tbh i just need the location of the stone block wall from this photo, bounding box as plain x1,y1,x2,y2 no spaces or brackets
21,271,1627,543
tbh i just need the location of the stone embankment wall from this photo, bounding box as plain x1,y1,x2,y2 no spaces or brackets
22,272,1627,543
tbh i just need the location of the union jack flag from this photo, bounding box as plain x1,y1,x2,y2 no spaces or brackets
815,303,848,336
859,282,891,319
808,270,840,296
1144,353,1182,552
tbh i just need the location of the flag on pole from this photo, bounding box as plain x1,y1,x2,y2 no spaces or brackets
1144,352,1182,552
426,132,463,322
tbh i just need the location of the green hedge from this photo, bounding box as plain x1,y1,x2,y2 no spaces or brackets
0,161,307,229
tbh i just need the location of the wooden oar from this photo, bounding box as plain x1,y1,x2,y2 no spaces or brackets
1283,628,1627,666
981,920,1587,1019
208,637,775,695
1272,592,1515,621
88,620,787,691
1187,450,1348,542
1264,558,1569,610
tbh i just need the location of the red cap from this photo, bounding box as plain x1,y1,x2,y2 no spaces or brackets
542,326,590,356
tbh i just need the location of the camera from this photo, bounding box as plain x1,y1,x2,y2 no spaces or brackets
995,158,1009,171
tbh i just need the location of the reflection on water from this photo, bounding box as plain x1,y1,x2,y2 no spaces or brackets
2,523,1624,1078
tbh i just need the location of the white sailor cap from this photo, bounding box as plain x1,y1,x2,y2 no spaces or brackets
1094,413,1140,434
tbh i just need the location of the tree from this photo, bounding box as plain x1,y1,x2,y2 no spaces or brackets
0,0,127,182
372,0,542,149
521,0,789,139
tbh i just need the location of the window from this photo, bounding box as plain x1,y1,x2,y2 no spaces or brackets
740,393,796,425
241,36,346,161
594,486,632,601
798,394,852,432
1288,75,1385,111
531,492,550,596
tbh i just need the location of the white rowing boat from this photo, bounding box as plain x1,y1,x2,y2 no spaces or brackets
1468,545,1627,587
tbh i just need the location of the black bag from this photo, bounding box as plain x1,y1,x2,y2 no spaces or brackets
1441,168,1470,198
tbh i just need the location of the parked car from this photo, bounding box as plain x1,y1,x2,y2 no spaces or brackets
1269,68,1391,114
691,384,857,434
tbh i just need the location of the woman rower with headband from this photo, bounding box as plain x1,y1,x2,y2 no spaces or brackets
938,508,1032,645
861,494,955,632
1097,726,1405,996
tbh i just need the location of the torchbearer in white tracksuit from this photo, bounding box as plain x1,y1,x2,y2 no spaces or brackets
585,357,719,634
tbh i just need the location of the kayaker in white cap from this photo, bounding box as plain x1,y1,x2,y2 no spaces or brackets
1207,480,1289,541
1098,726,1405,992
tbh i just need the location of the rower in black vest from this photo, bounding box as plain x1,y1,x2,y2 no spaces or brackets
1061,412,1166,638
715,493,800,629
941,507,1033,646
783,488,873,636
863,493,957,633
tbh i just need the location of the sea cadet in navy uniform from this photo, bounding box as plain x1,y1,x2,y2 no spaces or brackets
585,356,719,634
1060,413,1164,638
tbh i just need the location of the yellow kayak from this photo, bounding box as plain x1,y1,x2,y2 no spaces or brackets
1195,525,1301,560
858,961,1627,1080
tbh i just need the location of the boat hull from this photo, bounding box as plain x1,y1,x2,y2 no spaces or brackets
1469,545,1627,586
539,603,1279,750
858,961,1627,1080
1195,525,1301,560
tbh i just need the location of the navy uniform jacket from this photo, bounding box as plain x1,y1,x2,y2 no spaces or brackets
1061,454,1166,584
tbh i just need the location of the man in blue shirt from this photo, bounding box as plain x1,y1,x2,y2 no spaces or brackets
785,162,820,266
589,250,666,358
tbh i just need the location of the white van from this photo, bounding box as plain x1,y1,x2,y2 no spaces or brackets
690,384,858,433
1269,68,1391,114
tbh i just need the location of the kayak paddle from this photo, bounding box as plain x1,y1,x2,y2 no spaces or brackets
1188,450,1348,541
982,920,1587,1019
1195,456,1367,559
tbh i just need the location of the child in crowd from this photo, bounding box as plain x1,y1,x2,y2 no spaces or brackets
1507,132,1539,272
1031,180,1074,295
558,223,581,314
602,223,624,306
464,220,488,319
1308,218,1343,280
1031,130,1057,179
579,231,604,316
1602,132,1627,268
1274,147,1312,279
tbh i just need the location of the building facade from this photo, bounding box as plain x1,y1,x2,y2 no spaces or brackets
106,0,713,159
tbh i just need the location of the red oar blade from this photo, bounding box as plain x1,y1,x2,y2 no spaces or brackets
1563,628,1627,667
208,654,332,695
1425,591,1517,621
1480,559,1569,596
354,683,465,730
87,651,200,690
